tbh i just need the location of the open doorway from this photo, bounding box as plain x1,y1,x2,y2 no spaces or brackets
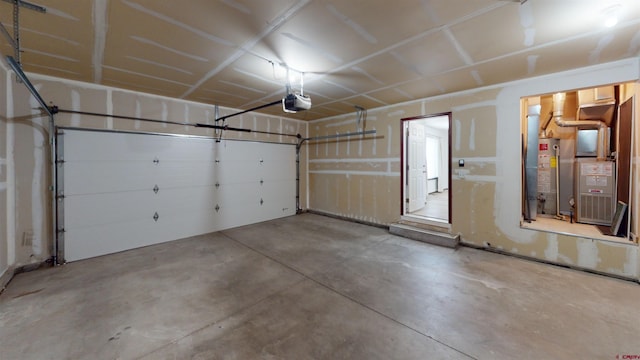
401,114,451,223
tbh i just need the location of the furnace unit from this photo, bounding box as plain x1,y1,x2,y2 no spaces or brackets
576,159,616,225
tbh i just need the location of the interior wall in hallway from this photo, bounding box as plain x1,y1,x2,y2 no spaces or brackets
3,70,307,269
307,58,640,280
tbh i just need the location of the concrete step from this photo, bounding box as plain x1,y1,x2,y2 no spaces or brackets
389,223,459,248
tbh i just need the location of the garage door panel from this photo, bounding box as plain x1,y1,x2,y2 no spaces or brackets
60,129,296,262
65,187,219,229
65,209,219,262
215,160,260,185
64,161,157,195
257,161,296,181
65,191,157,229
64,161,219,195
153,161,217,188
64,131,218,162
260,180,296,206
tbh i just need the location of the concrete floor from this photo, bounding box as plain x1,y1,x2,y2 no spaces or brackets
1,213,639,359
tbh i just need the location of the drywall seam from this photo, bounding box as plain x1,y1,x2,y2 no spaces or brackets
454,119,461,151
387,125,392,155
469,118,476,150
27,73,308,126
92,0,108,83
29,89,44,257
106,89,113,129
180,0,311,98
451,157,497,163
70,90,81,126
452,174,497,182
324,116,372,127
576,239,599,269
309,170,399,176
6,71,15,266
309,157,398,163
623,247,638,277
452,100,497,112
311,58,640,124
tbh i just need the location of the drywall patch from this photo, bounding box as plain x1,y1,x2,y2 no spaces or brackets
469,118,476,151
134,99,141,129
518,0,535,46
576,238,599,269
628,30,640,56
454,118,461,151
92,0,109,83
623,246,638,277
588,34,614,65
527,55,539,75
106,89,113,129
544,233,558,262
184,104,190,133
387,125,392,155
372,127,377,155
161,102,168,127
70,90,81,126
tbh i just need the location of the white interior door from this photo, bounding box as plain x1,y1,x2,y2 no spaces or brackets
407,122,427,212
59,129,296,262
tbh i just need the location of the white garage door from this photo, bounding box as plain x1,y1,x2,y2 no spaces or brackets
58,129,296,262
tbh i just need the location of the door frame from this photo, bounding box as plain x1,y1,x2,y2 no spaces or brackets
400,112,452,224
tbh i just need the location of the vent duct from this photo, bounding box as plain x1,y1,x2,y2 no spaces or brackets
552,92,608,160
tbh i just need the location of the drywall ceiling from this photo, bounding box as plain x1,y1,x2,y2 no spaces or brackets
1,0,639,121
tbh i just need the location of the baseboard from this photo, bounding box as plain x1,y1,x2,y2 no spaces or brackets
305,209,389,229
460,241,639,284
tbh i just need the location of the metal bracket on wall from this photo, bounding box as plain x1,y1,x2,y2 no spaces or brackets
1,0,46,65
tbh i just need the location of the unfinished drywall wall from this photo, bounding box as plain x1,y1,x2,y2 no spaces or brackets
308,58,640,280
3,71,307,269
0,58,8,284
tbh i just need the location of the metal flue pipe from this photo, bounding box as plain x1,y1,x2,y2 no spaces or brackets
552,92,608,160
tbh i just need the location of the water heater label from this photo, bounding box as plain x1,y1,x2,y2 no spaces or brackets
539,143,548,151
538,154,551,168
588,189,604,194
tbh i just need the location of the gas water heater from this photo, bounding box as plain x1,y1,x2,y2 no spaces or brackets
537,138,560,216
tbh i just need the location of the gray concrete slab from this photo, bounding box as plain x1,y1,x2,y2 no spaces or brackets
1,213,639,359
0,232,304,360
314,235,640,359
140,279,469,360
222,214,392,277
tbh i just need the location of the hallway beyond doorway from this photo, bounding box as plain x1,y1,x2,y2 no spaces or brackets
409,189,449,221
